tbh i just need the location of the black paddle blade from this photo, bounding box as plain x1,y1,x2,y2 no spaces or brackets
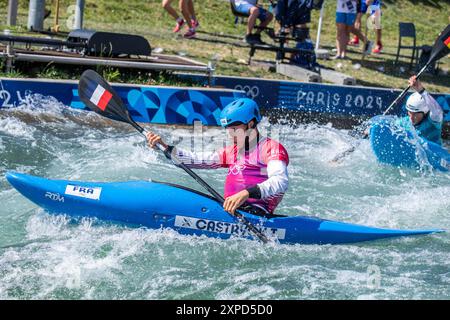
78,70,144,133
429,24,450,63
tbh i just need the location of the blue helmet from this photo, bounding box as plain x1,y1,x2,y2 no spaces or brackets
219,98,262,127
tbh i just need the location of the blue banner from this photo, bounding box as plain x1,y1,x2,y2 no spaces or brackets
179,74,450,122
2,76,449,127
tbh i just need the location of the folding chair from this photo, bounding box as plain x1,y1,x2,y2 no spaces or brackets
394,22,420,70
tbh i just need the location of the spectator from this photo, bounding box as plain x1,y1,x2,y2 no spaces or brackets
180,0,199,38
234,0,274,45
349,0,383,54
162,0,199,38
334,0,373,59
276,0,312,30
275,0,322,71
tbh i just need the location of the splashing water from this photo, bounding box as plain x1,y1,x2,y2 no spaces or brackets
0,96,449,299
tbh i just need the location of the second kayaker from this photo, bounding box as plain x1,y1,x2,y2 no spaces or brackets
396,75,444,145
365,75,444,145
146,98,289,216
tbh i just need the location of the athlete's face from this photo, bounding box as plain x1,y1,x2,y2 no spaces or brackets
226,121,257,147
226,123,247,146
408,111,424,125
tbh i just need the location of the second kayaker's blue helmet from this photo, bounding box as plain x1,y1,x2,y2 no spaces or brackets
220,98,261,127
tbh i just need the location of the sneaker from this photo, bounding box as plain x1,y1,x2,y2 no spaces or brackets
191,19,200,30
372,43,383,54
330,54,342,60
253,33,265,45
183,28,196,39
348,36,359,47
245,34,258,45
173,19,184,33
363,40,374,56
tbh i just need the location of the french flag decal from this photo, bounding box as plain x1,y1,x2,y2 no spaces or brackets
90,84,112,111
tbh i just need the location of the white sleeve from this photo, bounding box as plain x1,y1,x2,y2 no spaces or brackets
422,90,443,123
169,147,223,169
257,160,289,199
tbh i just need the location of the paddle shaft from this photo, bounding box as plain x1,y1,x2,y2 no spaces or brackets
131,120,270,243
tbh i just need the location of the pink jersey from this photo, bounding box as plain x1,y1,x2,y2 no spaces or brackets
217,137,289,214
172,137,289,214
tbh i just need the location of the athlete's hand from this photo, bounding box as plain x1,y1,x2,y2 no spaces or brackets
409,75,424,93
223,190,250,215
146,132,168,150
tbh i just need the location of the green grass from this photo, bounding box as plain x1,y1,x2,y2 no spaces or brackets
0,0,449,92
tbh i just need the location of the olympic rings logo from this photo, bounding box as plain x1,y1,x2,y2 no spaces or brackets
234,85,260,99
229,163,246,175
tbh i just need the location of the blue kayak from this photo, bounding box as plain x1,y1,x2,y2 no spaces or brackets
5,171,442,245
369,116,450,171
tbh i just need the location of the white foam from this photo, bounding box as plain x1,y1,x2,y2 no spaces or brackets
0,117,36,138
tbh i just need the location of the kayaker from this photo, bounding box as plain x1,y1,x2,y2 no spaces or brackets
146,98,289,216
398,75,444,145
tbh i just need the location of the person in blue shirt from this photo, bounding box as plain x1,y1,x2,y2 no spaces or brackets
398,76,444,145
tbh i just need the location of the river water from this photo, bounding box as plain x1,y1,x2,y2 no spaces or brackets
0,95,449,299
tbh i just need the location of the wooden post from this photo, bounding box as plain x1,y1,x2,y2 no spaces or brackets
52,0,61,32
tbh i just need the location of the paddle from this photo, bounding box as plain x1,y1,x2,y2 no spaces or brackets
331,24,450,164
77,70,270,244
